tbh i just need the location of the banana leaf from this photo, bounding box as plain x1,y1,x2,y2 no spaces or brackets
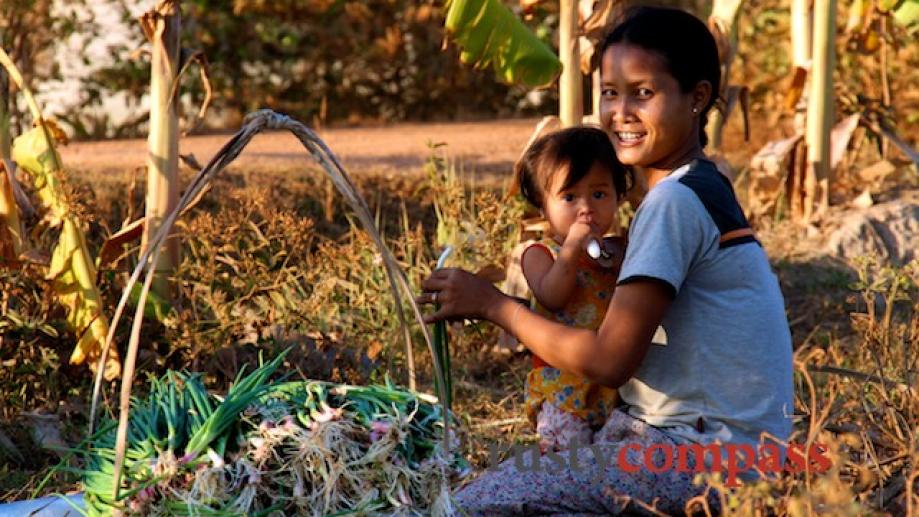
891,0,919,31
444,0,562,88
12,125,121,380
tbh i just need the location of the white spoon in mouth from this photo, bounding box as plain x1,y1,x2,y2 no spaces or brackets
586,237,622,270
587,238,603,260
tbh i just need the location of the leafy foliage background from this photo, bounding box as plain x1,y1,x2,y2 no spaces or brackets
67,0,557,137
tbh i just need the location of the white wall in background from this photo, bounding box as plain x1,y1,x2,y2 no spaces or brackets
35,0,148,136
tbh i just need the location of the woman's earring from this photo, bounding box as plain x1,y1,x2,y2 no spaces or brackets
692,107,699,114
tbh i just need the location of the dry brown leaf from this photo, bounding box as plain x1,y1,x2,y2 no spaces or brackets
520,0,541,13
748,134,804,219
376,25,403,58
580,0,617,39
176,49,213,137
723,85,751,141
785,66,809,111
3,159,36,219
578,0,619,73
0,171,24,268
33,118,69,146
0,230,18,268
344,2,372,22
853,28,882,54
19,247,50,266
830,114,861,170
97,216,145,268
858,160,897,183
366,340,385,361
496,241,534,354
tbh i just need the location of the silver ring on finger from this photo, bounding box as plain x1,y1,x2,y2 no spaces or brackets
432,291,439,304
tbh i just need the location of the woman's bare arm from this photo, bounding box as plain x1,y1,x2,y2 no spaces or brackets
420,269,672,388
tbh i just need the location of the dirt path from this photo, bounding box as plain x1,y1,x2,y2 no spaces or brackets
59,118,541,178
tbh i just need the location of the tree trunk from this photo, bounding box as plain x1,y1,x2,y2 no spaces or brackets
790,0,812,220
559,0,582,127
705,0,744,152
804,0,835,222
141,1,181,300
791,0,813,72
590,68,601,125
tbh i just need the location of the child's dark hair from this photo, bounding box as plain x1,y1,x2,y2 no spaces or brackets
513,126,631,209
600,6,721,148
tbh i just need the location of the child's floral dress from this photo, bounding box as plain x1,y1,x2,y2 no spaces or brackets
522,237,624,452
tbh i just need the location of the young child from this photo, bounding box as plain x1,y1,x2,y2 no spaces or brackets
513,126,631,452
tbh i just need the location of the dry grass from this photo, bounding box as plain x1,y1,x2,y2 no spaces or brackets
0,138,917,514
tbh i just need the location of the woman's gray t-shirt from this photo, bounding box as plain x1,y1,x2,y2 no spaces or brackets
617,159,794,454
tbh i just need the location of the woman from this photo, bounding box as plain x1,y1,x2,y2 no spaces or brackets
419,7,794,515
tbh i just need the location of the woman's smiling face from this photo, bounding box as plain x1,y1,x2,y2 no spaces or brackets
599,43,703,172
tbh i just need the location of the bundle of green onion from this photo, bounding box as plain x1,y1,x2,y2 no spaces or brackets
77,353,469,516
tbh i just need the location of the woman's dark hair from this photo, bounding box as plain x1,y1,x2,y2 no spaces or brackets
513,126,632,209
599,6,721,148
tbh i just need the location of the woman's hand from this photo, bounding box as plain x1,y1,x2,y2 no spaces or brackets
416,268,504,324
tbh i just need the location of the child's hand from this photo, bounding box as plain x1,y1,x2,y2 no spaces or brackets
561,221,595,257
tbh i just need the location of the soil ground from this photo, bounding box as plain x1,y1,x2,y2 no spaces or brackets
59,118,542,179
58,114,769,179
